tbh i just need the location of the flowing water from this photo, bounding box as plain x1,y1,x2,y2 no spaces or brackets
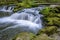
0,6,44,40
0,6,14,12
0,6,14,17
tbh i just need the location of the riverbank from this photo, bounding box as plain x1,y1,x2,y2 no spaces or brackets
11,5,60,40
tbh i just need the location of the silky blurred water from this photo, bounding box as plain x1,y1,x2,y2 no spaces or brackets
0,6,44,40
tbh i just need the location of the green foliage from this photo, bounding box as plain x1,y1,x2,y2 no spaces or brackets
41,6,60,26
39,6,60,36
44,17,60,26
0,0,18,5
0,0,60,12
0,0,60,6
41,7,57,17
13,0,38,12
19,0,36,8
53,19,60,27
41,7,50,16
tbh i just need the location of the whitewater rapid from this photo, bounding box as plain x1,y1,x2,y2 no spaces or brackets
0,6,44,40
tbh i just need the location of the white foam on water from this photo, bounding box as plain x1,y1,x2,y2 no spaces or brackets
0,6,14,12
0,7,44,34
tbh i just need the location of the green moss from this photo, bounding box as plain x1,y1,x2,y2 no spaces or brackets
12,32,35,40
38,26,57,35
32,34,54,40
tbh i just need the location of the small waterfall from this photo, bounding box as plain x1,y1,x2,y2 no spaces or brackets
0,6,14,12
0,6,14,17
0,6,44,40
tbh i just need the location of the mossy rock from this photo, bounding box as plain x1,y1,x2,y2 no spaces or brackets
32,34,54,40
38,26,57,35
50,33,60,40
12,32,35,40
